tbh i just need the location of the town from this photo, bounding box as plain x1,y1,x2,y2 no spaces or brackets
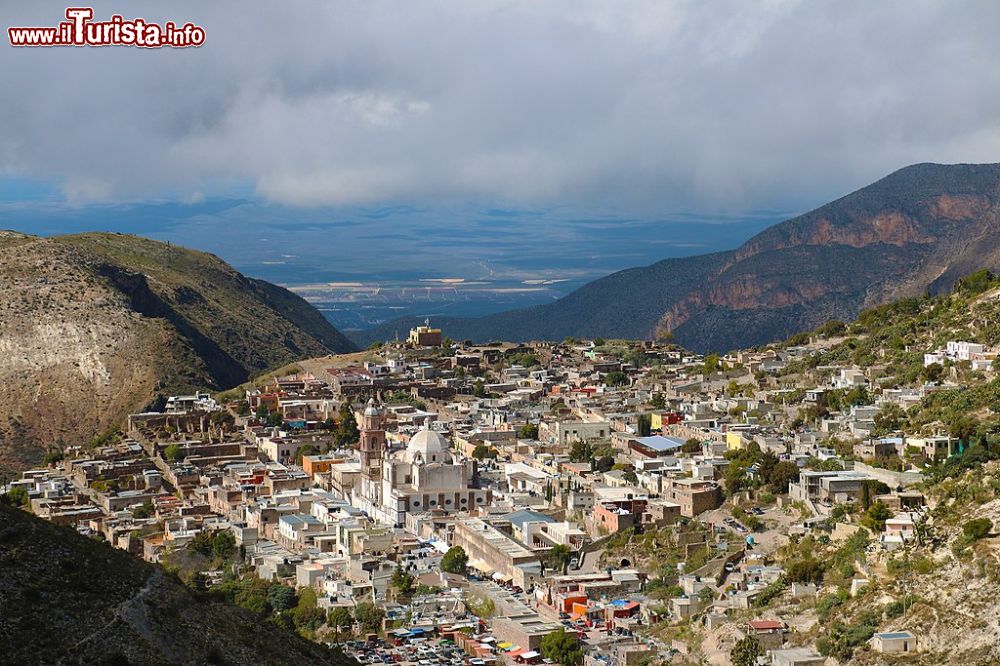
7,308,1000,666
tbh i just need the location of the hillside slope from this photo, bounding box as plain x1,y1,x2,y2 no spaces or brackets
355,163,1000,351
0,232,355,472
0,504,350,664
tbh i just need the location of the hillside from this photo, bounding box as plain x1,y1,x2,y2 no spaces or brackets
0,504,350,664
355,162,1000,351
0,231,355,472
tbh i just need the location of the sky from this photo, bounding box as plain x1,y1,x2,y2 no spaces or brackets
2,0,999,212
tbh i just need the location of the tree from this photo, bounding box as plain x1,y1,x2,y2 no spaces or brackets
518,423,539,439
569,440,593,463
757,450,779,483
267,584,296,613
703,353,721,374
473,380,487,398
392,564,415,597
682,438,702,454
593,338,606,346
548,544,572,573
335,402,360,447
292,587,326,633
650,392,666,410
862,501,892,532
441,546,469,575
1,486,28,507
354,600,385,634
133,499,155,519
604,371,629,387
622,470,638,485
963,517,992,540
767,461,801,493
42,450,64,466
327,606,354,641
472,444,497,460
212,531,236,561
730,635,763,666
595,455,615,473
637,414,652,437
540,629,583,666
163,444,182,461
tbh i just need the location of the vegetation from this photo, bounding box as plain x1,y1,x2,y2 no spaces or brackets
540,629,584,666
730,635,763,666
440,546,469,575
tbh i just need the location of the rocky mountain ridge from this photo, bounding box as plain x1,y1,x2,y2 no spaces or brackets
0,231,355,472
354,162,1000,352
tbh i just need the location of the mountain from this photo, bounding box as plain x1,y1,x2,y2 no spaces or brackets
0,504,350,665
0,232,355,472
354,163,1000,351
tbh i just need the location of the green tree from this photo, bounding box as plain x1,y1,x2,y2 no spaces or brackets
518,423,539,439
569,440,593,463
622,469,638,485
472,444,497,460
392,565,415,597
212,531,236,561
133,499,155,519
595,455,615,473
767,461,801,493
292,587,326,633
473,380,487,398
42,449,65,466
703,353,721,374
355,600,385,634
441,546,469,575
540,629,584,666
267,584,296,612
730,635,763,666
335,402,360,447
548,544,572,573
327,606,354,641
163,444,182,461
650,392,666,410
862,501,892,532
603,371,629,387
1,486,28,507
637,414,652,437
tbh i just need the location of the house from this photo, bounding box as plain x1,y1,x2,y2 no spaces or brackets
872,630,916,654
748,619,784,650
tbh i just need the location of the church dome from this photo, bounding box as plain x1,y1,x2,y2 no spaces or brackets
406,428,451,464
364,398,383,417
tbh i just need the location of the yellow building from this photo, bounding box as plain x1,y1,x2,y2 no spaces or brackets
726,431,745,451
408,321,442,346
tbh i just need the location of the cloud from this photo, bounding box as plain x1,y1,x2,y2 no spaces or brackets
2,0,999,210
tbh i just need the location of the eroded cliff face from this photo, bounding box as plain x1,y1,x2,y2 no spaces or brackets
0,232,354,472
653,167,1000,348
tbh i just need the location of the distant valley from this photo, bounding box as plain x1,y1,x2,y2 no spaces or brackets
355,163,1000,352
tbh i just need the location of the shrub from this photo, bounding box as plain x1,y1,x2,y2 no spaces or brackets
963,517,992,540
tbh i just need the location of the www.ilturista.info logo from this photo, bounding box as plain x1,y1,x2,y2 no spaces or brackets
8,7,205,48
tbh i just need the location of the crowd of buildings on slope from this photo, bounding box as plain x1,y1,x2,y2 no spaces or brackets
9,325,995,665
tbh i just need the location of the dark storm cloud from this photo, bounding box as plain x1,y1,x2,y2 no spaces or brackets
1,0,998,209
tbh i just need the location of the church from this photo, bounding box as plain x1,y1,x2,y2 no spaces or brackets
351,399,491,526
